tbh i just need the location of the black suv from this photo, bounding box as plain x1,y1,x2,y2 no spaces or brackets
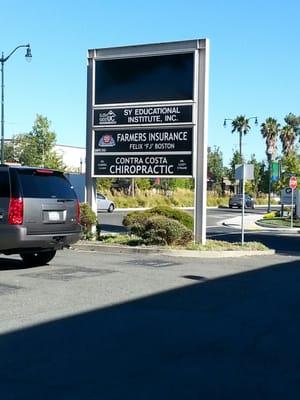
0,165,81,266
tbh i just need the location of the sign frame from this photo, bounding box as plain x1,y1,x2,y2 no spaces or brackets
86,39,209,244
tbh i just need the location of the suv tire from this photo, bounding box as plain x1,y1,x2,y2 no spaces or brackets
20,250,57,267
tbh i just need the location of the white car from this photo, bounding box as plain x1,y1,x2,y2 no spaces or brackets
96,193,115,212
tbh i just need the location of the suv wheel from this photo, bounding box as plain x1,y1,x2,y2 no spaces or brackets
20,250,56,267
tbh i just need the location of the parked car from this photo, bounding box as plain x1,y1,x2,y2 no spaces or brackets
96,193,115,212
228,194,255,209
0,165,81,266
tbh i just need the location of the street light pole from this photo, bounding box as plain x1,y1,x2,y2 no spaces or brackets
223,116,258,195
0,44,32,164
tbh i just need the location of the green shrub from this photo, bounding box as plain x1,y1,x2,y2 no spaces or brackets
263,211,277,219
123,206,193,230
131,215,193,246
80,203,97,240
123,209,152,229
149,206,193,230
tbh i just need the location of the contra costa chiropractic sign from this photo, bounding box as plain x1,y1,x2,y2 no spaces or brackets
94,154,192,176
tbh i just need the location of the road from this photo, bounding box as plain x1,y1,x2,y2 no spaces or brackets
99,206,300,254
0,248,299,398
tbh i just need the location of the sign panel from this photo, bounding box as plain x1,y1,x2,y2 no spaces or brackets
271,161,280,182
296,190,300,218
93,105,193,127
235,164,254,180
94,127,193,154
289,176,297,189
93,154,193,177
94,53,194,105
281,187,297,204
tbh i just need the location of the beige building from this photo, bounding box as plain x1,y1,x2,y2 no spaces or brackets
54,144,86,173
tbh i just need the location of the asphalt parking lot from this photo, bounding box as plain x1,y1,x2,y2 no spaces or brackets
0,249,300,399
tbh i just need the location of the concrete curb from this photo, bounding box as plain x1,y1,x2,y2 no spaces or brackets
255,220,300,233
221,213,300,233
71,242,275,258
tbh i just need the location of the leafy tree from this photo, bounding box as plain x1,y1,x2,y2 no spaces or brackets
228,150,243,183
135,178,152,191
231,115,252,156
279,113,300,154
207,146,224,193
96,178,116,193
160,178,177,193
10,115,64,170
260,117,280,158
277,151,300,189
173,178,194,190
284,113,300,131
4,141,16,162
257,161,269,194
246,154,265,196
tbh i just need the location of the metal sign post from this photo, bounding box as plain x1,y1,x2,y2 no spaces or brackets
289,176,297,229
291,188,294,229
241,163,245,245
235,163,254,245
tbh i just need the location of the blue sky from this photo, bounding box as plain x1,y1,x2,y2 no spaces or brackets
2,0,300,166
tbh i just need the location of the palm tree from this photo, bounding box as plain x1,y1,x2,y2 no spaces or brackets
284,113,300,131
231,115,251,157
260,117,280,158
280,125,297,156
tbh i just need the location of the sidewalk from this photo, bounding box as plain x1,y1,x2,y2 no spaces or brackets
222,213,300,233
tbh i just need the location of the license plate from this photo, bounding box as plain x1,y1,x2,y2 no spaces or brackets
48,211,61,221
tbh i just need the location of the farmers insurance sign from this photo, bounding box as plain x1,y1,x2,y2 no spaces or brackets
94,127,193,153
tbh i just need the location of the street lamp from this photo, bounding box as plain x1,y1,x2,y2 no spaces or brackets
224,115,258,195
1,44,32,164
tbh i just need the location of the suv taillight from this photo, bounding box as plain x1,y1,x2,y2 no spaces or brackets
76,200,80,223
8,197,24,225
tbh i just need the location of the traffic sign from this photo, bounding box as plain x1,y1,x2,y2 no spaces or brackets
289,176,297,189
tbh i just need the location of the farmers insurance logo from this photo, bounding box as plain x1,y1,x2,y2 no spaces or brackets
98,110,117,125
98,134,116,148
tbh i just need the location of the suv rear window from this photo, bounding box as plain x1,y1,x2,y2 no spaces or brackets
0,170,10,197
16,169,77,199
